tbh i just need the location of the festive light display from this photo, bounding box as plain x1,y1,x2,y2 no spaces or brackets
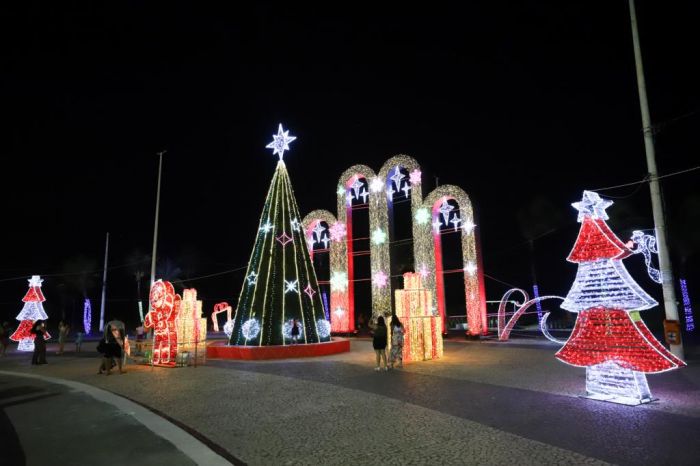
247,272,258,286
394,273,442,362
371,228,387,245
680,279,694,332
10,275,51,352
304,284,316,299
533,285,543,323
212,302,233,332
302,155,485,336
176,288,207,363
414,208,430,225
266,123,296,160
555,190,685,405
496,288,563,341
223,320,234,339
241,318,260,341
415,187,486,335
83,298,92,335
629,230,662,283
316,319,332,339
144,279,180,366
373,271,388,289
290,218,301,232
229,127,329,345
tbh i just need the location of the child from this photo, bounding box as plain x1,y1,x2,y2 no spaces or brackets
389,316,404,369
291,319,300,344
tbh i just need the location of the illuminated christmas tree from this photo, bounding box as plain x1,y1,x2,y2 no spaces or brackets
229,125,330,345
10,276,51,352
556,191,685,404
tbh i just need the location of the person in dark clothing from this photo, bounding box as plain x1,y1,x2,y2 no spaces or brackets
0,322,11,356
291,319,300,344
30,320,48,365
371,316,388,371
98,325,125,375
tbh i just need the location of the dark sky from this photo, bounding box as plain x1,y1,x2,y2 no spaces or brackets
2,1,699,328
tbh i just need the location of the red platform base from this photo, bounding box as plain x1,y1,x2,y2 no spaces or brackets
206,338,350,360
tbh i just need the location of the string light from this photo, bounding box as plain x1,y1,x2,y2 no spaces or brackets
679,279,694,332
83,298,92,335
241,318,260,341
316,319,331,339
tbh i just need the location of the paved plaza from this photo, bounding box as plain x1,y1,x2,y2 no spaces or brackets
1,338,699,465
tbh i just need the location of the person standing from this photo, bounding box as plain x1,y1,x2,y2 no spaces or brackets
291,319,300,344
371,316,388,371
57,321,69,355
30,321,48,365
75,331,84,353
389,316,404,369
0,322,11,356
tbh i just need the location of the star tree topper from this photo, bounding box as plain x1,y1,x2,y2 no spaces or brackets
266,124,297,160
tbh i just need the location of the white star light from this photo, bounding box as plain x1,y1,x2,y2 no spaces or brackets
330,271,348,292
370,177,384,193
371,228,387,245
350,178,364,199
359,188,369,203
450,215,462,231
462,218,476,235
390,166,405,190
438,200,454,226
572,190,613,222
266,124,296,161
28,275,43,287
290,218,301,232
463,261,477,276
337,185,345,196
285,280,299,294
401,184,411,198
321,235,330,249
432,219,443,234
247,272,258,286
414,208,430,225
312,223,326,244
259,221,273,234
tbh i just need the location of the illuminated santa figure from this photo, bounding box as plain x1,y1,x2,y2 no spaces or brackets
145,279,180,366
556,191,685,404
10,275,51,352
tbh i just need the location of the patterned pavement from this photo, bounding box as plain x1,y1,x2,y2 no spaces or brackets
1,339,699,465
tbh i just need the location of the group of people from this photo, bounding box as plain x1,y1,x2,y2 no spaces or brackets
371,315,404,371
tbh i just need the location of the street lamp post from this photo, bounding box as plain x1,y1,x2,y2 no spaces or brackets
629,0,683,358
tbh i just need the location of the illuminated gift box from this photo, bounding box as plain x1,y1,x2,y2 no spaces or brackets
176,288,207,363
394,273,443,362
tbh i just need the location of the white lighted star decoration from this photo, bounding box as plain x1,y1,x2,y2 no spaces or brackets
28,275,43,287
450,216,462,231
463,261,477,276
259,220,273,234
462,218,476,235
390,166,405,190
371,228,387,245
266,124,297,161
438,199,455,226
330,271,348,292
370,177,384,193
312,223,326,244
290,218,301,232
414,208,430,225
572,190,613,222
247,271,258,286
285,280,299,294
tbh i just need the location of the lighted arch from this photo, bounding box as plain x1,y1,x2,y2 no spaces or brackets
302,210,340,329
418,186,486,335
336,165,377,332
376,155,423,318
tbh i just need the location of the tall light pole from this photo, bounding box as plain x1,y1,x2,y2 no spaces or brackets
149,151,166,304
99,232,109,332
629,0,683,358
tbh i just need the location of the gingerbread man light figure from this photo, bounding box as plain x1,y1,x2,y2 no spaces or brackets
144,279,180,366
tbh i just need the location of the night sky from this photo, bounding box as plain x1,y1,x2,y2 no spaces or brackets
2,2,699,332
